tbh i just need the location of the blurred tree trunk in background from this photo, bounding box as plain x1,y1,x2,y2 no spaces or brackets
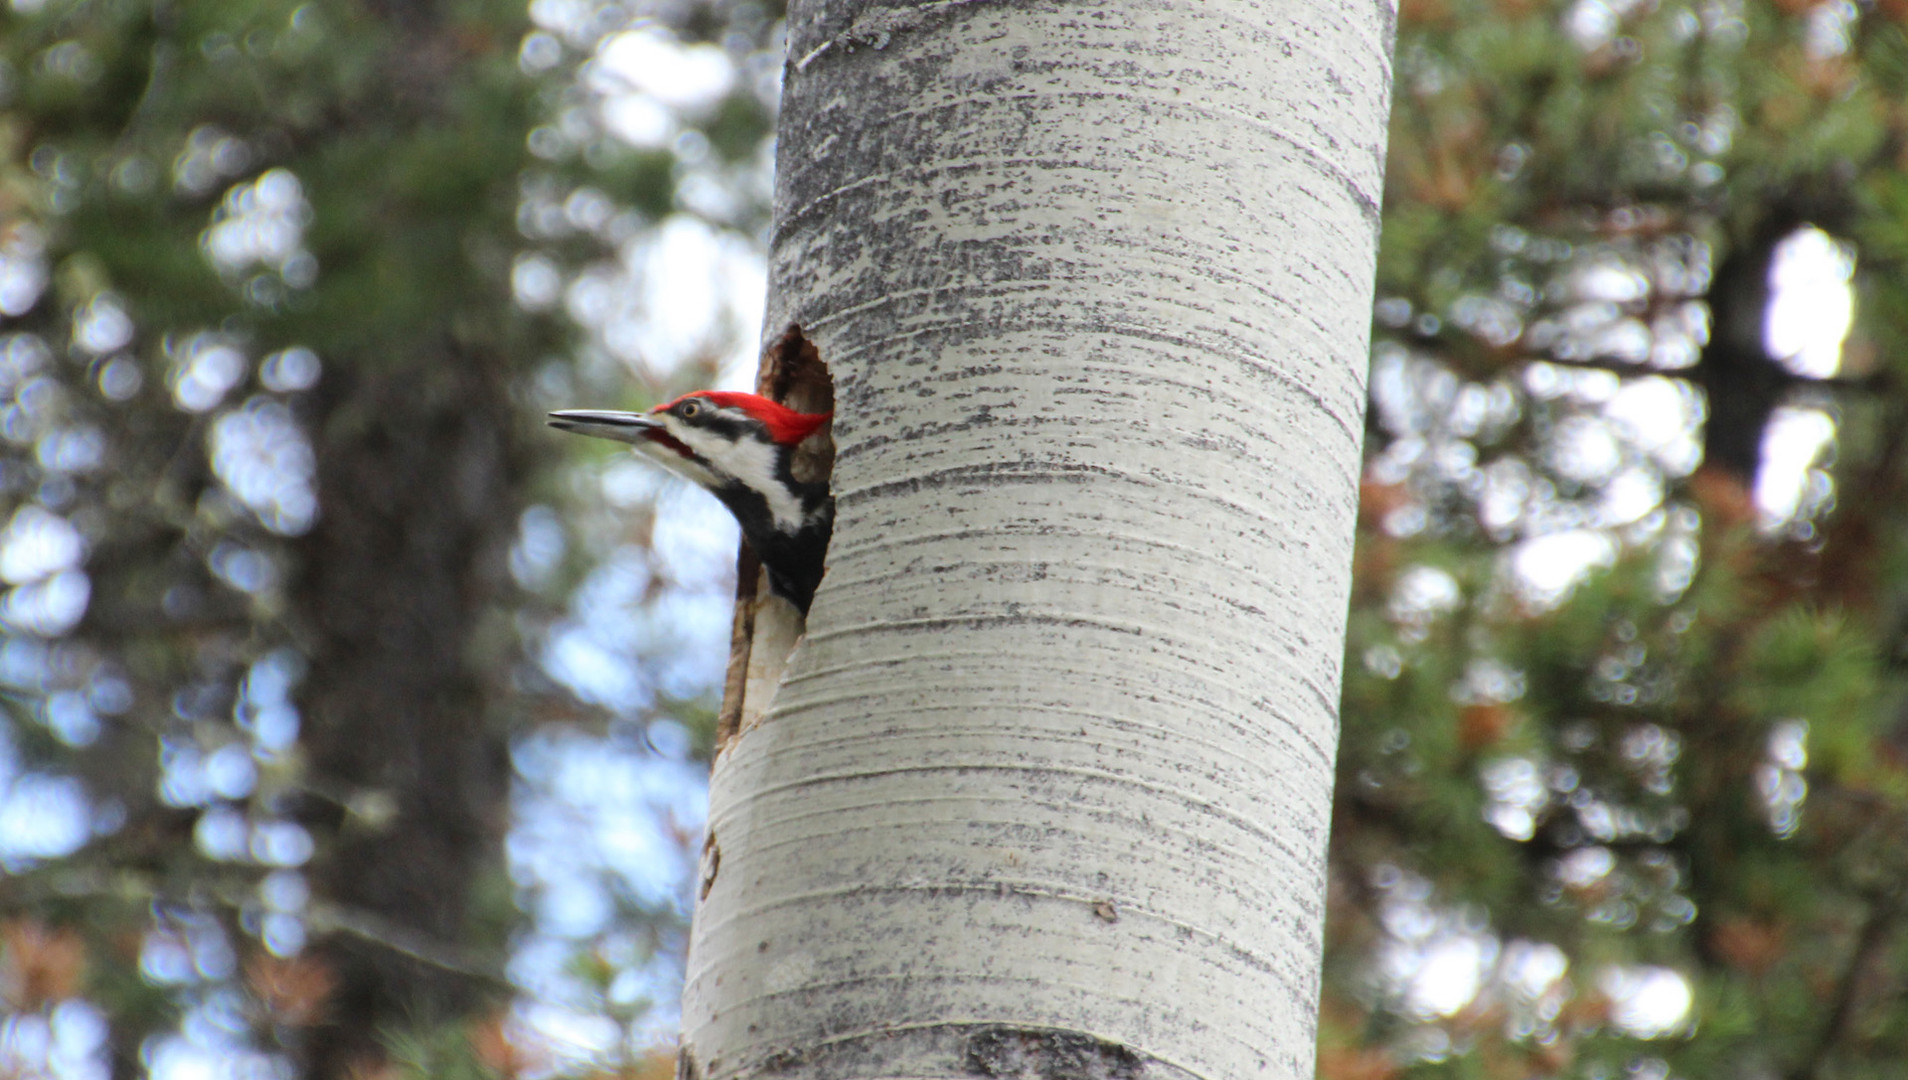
0,2,545,1076
295,355,520,1076
284,13,530,1079
678,1,1393,1076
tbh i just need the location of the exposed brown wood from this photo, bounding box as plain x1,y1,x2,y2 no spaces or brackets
716,545,760,749
715,325,834,755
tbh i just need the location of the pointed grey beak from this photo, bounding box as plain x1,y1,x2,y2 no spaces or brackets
547,409,662,445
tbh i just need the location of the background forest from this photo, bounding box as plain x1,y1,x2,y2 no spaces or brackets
0,0,1903,1078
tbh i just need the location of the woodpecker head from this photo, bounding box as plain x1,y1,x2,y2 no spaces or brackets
548,391,831,529
549,391,835,612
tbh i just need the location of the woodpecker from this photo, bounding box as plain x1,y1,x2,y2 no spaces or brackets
548,391,833,614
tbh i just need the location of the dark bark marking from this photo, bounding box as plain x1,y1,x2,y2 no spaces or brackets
964,1026,1145,1080
740,1021,1190,1079
835,313,1361,451
789,0,1014,75
806,611,1146,639
700,830,721,901
843,459,1143,507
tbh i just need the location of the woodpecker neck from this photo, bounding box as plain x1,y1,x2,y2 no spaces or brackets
711,475,833,613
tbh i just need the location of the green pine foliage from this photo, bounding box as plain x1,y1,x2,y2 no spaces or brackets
1324,1,1908,1077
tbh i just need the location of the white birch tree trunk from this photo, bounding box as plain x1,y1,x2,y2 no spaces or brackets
681,1,1396,1077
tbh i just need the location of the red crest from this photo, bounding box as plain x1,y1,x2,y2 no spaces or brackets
657,391,831,446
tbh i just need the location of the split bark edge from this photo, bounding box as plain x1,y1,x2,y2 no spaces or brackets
715,325,833,753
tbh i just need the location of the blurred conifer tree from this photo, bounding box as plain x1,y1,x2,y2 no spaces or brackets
1324,2,1908,1078
0,1,780,1077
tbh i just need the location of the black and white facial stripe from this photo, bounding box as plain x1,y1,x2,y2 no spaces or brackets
548,392,833,613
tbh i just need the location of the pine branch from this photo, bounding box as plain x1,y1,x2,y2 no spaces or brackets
0,866,513,993
1793,893,1899,1080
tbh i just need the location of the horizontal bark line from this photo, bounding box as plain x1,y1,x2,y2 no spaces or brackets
698,879,1321,962
757,682,1341,775
719,755,1336,858
718,798,1333,883
760,315,1370,421
752,685,1325,756
731,759,1326,841
692,835,1330,951
797,317,1368,449
831,455,1353,511
819,520,1334,570
781,609,1344,704
821,510,1345,576
811,552,1330,628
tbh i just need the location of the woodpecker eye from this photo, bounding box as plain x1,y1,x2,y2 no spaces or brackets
678,399,704,419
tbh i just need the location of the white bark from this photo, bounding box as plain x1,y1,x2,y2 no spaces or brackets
682,1,1395,1077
